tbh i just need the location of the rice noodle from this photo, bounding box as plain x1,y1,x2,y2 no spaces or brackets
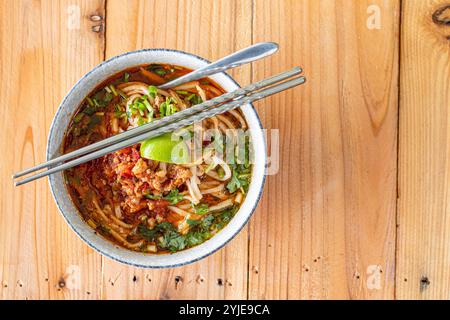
196,85,207,102
119,81,170,97
92,199,110,222
208,199,234,212
173,81,199,91
119,82,148,95
201,183,225,195
210,191,229,200
109,229,144,249
110,214,133,229
156,88,170,96
208,116,219,130
168,205,191,217
205,156,232,181
198,180,220,187
186,167,203,204
216,114,236,130
203,84,222,97
177,203,193,210
229,110,247,129
182,149,214,168
234,192,243,204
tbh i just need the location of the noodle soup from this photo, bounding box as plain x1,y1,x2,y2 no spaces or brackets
63,64,252,254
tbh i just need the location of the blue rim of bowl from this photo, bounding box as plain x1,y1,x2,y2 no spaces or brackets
47,48,267,268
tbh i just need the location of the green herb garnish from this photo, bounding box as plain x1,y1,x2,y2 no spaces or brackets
164,189,183,205
136,206,238,253
226,165,251,194
192,203,209,215
187,94,203,105
148,85,158,98
159,97,177,117
73,113,84,123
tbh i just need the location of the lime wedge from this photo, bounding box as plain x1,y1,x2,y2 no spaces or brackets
140,133,190,164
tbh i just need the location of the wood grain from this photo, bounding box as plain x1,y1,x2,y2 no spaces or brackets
2,0,450,300
101,0,252,299
0,0,105,299
248,0,400,299
397,0,450,299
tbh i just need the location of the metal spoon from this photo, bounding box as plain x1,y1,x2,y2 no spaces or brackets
158,42,279,89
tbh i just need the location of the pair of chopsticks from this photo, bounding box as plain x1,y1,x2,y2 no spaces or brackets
13,67,306,186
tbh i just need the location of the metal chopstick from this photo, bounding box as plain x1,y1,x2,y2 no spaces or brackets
14,74,305,186
13,67,302,179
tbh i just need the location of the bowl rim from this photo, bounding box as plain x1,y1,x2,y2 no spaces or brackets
47,48,267,268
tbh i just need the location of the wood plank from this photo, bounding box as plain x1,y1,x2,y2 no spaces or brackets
0,0,105,299
102,0,252,299
249,0,400,299
397,0,450,300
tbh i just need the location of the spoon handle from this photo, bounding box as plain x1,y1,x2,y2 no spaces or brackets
158,42,279,89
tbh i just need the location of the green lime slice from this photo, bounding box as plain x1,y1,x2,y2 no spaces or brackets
140,133,190,164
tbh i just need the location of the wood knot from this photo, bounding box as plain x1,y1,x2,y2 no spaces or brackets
88,13,104,34
91,25,103,33
89,15,103,22
174,276,183,289
420,276,430,292
196,275,205,284
58,278,66,289
432,5,450,26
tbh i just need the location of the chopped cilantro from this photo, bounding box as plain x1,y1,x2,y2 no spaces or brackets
187,94,203,105
136,204,239,253
192,203,209,215
164,189,183,205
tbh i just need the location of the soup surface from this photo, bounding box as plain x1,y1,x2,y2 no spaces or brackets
63,64,252,253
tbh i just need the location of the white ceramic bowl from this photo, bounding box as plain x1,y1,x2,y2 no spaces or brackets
48,49,266,268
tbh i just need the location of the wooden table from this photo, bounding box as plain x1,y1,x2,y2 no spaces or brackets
1,0,449,300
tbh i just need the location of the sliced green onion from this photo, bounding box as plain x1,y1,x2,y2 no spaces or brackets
86,97,94,107
73,113,84,123
109,85,118,96
153,68,167,76
148,85,158,98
